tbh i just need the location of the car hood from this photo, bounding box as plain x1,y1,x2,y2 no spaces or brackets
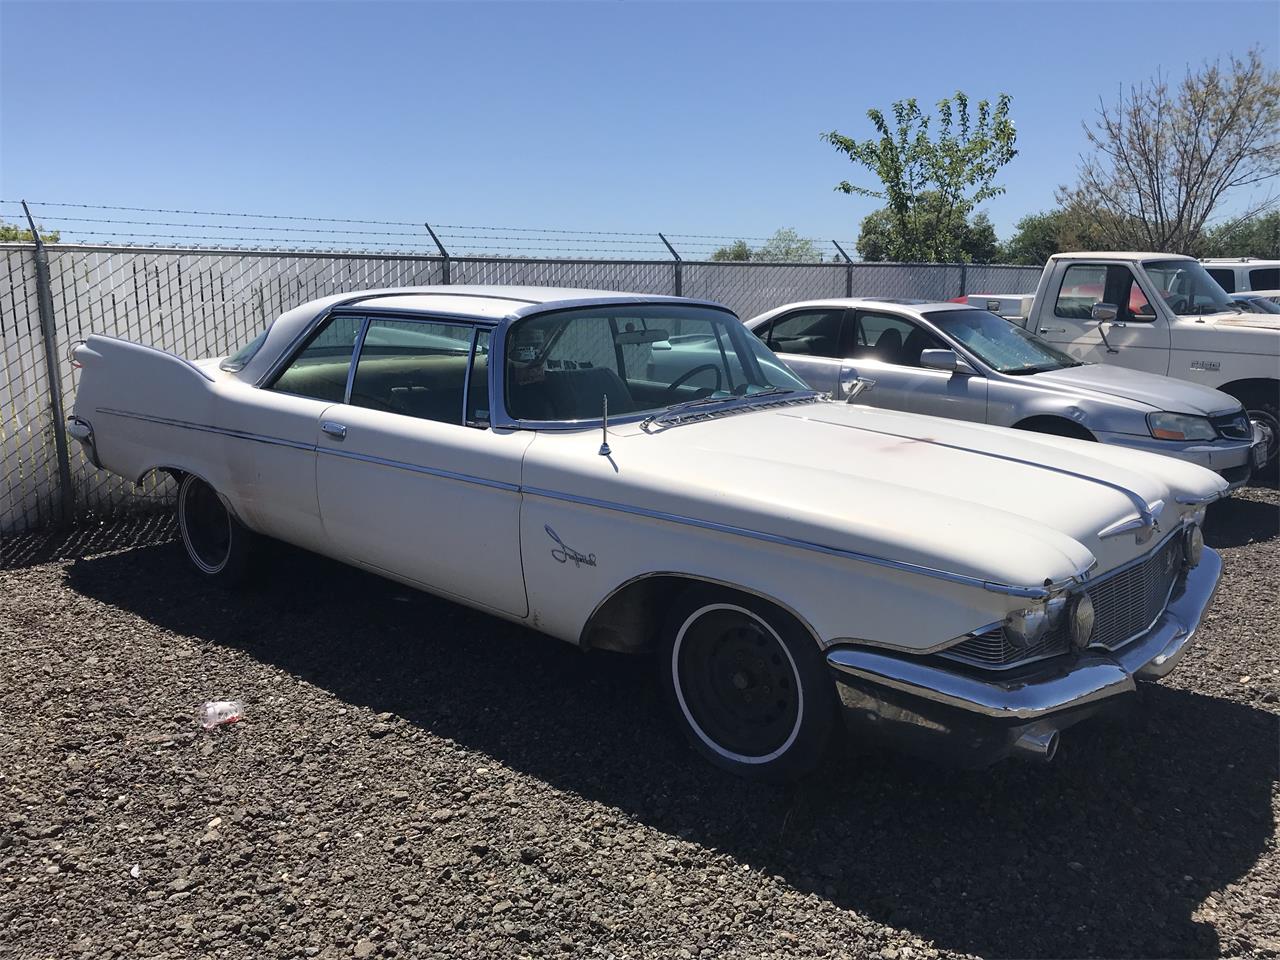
1216,311,1280,331
1026,363,1239,415
522,401,1225,596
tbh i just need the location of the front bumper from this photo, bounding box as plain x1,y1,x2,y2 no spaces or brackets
1095,431,1258,490
826,547,1222,766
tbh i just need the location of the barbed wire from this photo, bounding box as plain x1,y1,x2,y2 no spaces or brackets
0,199,856,259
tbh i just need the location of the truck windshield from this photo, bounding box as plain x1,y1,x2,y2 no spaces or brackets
1143,260,1239,316
504,303,808,422
929,309,1083,375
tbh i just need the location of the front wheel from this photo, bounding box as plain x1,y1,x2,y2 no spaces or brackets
176,474,255,584
1245,397,1278,482
658,586,837,780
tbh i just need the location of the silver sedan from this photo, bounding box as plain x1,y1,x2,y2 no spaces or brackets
743,298,1264,490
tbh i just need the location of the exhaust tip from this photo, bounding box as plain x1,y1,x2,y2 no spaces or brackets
1012,728,1059,764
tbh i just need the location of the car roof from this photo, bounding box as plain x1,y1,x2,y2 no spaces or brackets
744,297,974,324
1048,251,1196,262
340,286,713,321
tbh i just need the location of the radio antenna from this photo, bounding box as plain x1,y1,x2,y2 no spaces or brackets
598,394,612,456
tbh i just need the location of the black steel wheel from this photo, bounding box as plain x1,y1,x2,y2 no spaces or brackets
658,586,836,780
177,474,255,584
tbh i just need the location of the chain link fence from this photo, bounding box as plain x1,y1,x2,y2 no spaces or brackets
0,242,1041,535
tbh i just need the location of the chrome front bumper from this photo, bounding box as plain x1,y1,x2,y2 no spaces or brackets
826,548,1222,764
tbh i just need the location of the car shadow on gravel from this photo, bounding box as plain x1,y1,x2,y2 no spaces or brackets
67,540,1278,960
1205,494,1279,549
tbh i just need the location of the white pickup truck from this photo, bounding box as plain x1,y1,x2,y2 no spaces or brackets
969,252,1280,476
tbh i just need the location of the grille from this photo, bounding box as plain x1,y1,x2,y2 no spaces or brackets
1084,533,1184,650
1211,411,1252,440
942,532,1186,670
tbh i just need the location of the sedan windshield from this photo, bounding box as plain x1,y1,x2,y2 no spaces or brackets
928,309,1082,375
504,304,809,422
1143,260,1239,316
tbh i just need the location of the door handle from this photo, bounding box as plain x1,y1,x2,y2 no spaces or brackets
321,421,347,440
1038,327,1066,334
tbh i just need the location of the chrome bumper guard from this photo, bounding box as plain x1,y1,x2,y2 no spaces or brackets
826,548,1222,763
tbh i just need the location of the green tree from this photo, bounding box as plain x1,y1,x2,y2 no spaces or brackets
999,210,1068,265
0,219,60,242
1203,211,1280,258
1059,49,1280,254
856,192,997,262
710,239,753,261
753,228,823,262
823,91,1017,261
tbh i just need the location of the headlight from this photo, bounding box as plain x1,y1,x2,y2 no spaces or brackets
1184,523,1204,568
1148,412,1216,441
1002,606,1049,649
1069,593,1095,649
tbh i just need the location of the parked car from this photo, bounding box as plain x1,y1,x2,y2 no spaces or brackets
70,286,1225,778
1230,291,1280,314
1200,257,1280,296
744,298,1265,490
965,252,1280,477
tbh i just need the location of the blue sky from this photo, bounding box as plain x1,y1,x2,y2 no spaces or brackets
2,1,1276,254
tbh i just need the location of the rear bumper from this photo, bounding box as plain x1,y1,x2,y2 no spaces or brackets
826,547,1222,766
1094,432,1256,490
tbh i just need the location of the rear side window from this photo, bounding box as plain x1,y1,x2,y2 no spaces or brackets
269,313,364,402
1249,268,1279,290
348,318,475,424
1207,268,1236,293
762,309,844,358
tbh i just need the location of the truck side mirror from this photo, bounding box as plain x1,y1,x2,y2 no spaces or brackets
1091,302,1119,323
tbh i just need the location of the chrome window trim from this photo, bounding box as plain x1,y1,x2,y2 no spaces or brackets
343,316,372,405
460,327,479,427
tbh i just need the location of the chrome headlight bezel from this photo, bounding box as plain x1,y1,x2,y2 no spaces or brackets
1068,592,1095,649
1184,523,1204,569
1147,412,1217,442
1001,597,1068,650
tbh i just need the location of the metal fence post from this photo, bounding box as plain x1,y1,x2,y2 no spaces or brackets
21,200,76,526
658,233,682,296
424,222,450,284
831,241,854,297
958,262,967,300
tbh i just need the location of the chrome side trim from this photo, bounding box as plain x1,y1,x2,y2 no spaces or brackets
95,407,1089,599
522,485,1074,599
316,446,519,493
97,408,316,452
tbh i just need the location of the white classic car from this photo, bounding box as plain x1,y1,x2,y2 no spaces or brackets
70,287,1226,778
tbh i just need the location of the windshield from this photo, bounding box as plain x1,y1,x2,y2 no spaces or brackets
1239,296,1280,315
929,309,1083,375
1143,260,1238,316
504,304,808,422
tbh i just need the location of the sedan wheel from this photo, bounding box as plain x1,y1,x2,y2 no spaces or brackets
177,474,254,583
660,587,836,780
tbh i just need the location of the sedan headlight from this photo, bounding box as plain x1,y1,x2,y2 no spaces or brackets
1002,606,1049,649
1148,412,1217,441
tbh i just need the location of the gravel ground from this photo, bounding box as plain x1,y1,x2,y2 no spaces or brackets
1,488,1277,960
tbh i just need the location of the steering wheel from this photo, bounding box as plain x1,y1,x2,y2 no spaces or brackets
664,364,722,401
1168,297,1189,314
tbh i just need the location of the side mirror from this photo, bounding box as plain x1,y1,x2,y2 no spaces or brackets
1091,302,1119,323
838,370,876,402
920,349,977,375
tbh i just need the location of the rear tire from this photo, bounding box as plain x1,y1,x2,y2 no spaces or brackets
176,474,255,585
657,586,836,781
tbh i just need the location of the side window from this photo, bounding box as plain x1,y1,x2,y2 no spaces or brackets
1207,268,1236,293
1055,264,1153,322
763,309,844,358
849,312,944,367
1055,265,1107,319
1249,268,1279,290
348,318,474,424
269,313,364,402
466,330,491,426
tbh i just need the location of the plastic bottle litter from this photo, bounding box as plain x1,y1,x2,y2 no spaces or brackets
198,700,245,730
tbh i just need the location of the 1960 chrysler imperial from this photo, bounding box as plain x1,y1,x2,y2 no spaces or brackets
70,287,1226,778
